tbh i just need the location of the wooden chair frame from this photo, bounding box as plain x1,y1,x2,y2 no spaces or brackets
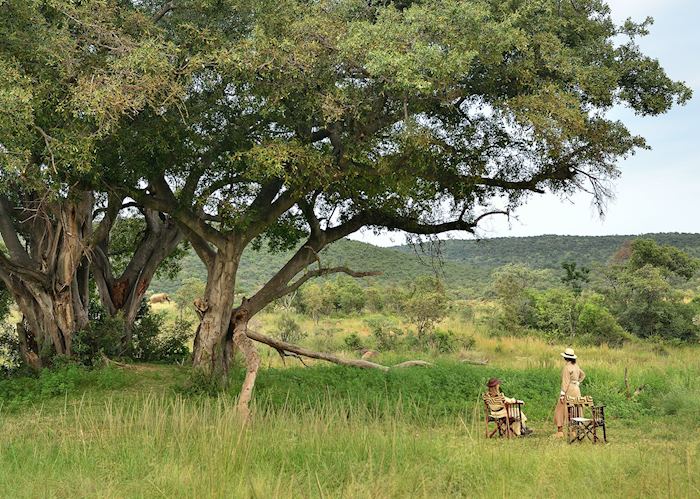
483,393,523,439
566,396,607,444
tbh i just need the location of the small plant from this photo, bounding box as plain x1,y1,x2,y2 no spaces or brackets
0,324,23,376
424,329,458,354
366,318,403,352
274,315,306,344
343,333,364,351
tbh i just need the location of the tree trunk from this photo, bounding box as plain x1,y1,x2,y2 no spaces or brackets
9,279,88,365
0,191,92,366
230,305,259,422
91,209,183,342
192,246,240,375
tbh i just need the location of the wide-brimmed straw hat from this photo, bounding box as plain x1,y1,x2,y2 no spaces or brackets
486,377,501,388
560,347,577,360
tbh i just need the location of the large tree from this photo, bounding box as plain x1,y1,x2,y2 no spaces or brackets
0,0,194,367
101,0,690,417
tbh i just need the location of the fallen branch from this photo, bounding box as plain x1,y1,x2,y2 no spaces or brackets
246,330,431,371
247,330,390,371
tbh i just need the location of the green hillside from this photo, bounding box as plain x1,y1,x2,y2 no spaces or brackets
150,239,494,297
151,233,700,297
393,233,700,270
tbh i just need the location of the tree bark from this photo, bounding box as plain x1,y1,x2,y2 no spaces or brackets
191,244,241,374
91,207,183,341
230,305,259,422
0,190,93,365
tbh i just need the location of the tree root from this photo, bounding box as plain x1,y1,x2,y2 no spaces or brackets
245,330,431,371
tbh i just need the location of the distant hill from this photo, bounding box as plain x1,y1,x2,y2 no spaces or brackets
392,233,700,271
151,233,700,297
150,239,493,297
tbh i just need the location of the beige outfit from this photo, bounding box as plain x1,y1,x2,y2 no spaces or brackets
554,363,586,427
488,391,528,435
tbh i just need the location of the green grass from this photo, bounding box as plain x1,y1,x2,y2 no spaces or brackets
0,388,698,498
1,360,699,498
2,310,700,498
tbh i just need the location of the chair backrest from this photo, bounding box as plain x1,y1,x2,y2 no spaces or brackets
566,395,594,419
482,393,505,412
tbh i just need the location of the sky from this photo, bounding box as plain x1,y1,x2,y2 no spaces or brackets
351,0,699,247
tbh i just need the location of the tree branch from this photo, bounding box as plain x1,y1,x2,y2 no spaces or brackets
0,196,33,267
153,1,174,23
280,266,381,299
246,330,431,371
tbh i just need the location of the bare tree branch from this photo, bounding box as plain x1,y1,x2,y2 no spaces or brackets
246,330,431,371
153,1,174,23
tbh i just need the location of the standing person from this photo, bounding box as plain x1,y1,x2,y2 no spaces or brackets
554,348,586,437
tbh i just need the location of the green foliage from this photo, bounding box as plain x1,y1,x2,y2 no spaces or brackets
273,315,306,344
531,287,578,337
73,312,126,367
576,300,630,347
366,317,403,352
343,333,364,351
74,301,191,366
0,364,133,409
151,234,700,300
0,282,10,322
628,239,700,280
130,312,192,364
326,276,367,314
0,323,23,376
491,264,539,332
401,275,448,336
561,261,590,295
600,240,700,341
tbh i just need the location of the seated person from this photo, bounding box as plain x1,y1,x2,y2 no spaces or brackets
486,377,533,436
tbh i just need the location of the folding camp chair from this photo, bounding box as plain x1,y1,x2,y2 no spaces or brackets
566,395,607,444
483,393,523,439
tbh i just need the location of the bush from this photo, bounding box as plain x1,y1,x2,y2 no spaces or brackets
156,319,193,364
366,317,403,352
273,315,306,344
73,312,125,366
0,323,23,376
130,310,164,361
577,301,631,347
343,333,364,351
425,329,458,354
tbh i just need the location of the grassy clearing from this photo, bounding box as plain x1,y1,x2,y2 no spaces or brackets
1,311,699,497
1,390,698,498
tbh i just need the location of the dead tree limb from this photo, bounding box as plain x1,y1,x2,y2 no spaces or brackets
153,1,175,23
246,330,432,371
247,330,390,371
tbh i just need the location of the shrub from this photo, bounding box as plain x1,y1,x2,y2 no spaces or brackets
343,333,364,351
130,310,165,361
577,301,631,347
273,315,306,344
425,329,458,354
156,319,193,364
365,317,403,352
0,323,23,376
73,312,125,366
